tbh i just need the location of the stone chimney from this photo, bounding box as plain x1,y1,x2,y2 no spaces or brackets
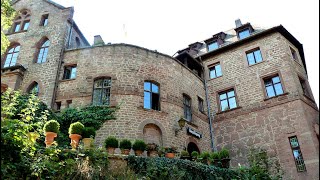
93,35,105,46
235,19,242,28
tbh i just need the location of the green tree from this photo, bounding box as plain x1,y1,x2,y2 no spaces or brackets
1,0,16,55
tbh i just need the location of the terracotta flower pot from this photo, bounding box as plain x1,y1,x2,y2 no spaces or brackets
45,132,57,147
69,134,82,149
122,149,130,155
165,152,175,158
107,147,115,155
82,138,94,149
135,150,143,156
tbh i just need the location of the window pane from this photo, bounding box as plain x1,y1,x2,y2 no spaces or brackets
10,57,17,66
93,89,102,105
219,93,227,100
208,42,219,51
209,68,216,79
14,46,20,52
43,19,48,26
95,79,103,88
14,24,20,32
152,93,160,110
239,29,250,39
144,82,151,91
246,52,255,65
254,50,263,62
266,86,275,98
272,76,280,83
8,47,14,53
103,79,111,87
215,64,222,77
144,92,151,109
220,100,229,111
70,67,77,79
229,97,237,109
265,79,272,86
227,90,235,97
64,68,71,79
6,54,13,62
23,21,29,30
151,83,159,93
274,83,283,95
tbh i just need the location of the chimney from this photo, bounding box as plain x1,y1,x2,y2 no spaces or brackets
93,35,105,46
235,19,242,28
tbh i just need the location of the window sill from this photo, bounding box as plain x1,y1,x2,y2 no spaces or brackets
248,60,264,67
208,75,223,81
263,92,289,101
60,78,76,82
216,106,242,115
6,30,28,35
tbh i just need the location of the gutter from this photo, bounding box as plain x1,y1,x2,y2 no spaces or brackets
199,56,216,152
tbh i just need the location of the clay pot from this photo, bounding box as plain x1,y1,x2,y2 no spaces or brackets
135,150,143,156
82,138,94,149
107,147,115,155
165,153,175,158
122,149,130,155
45,132,57,147
69,134,82,149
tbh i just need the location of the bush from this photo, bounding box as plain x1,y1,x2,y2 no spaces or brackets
132,140,146,151
104,136,119,148
146,143,159,151
191,151,199,158
219,148,230,159
120,139,132,150
210,151,220,160
43,120,60,134
82,127,96,138
68,122,84,135
199,151,210,160
180,150,189,157
164,146,177,153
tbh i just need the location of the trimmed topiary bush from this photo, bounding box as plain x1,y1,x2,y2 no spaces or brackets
219,148,230,159
82,127,96,138
132,140,146,151
180,150,189,157
191,151,199,159
199,151,210,160
210,151,220,160
68,122,85,135
43,120,60,134
120,139,132,150
104,136,119,148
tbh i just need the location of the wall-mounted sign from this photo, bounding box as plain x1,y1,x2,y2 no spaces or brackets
186,127,202,139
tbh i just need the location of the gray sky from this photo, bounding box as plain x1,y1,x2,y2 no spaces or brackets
54,0,319,106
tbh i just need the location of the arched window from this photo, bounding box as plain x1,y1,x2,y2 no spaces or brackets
28,82,39,96
92,78,111,105
12,9,31,33
37,39,50,63
144,81,160,110
3,44,20,68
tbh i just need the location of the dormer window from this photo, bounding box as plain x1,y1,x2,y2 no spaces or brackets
238,28,250,40
204,32,226,52
207,41,219,52
235,22,254,40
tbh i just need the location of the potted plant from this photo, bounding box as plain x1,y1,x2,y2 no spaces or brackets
43,120,60,147
180,150,190,160
164,146,177,158
132,140,146,156
82,127,96,149
68,122,84,149
199,151,211,165
120,139,132,155
104,136,119,155
191,151,199,161
157,146,166,157
146,143,159,157
219,148,230,168
210,151,220,167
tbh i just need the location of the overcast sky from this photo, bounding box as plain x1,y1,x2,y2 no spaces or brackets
54,0,319,106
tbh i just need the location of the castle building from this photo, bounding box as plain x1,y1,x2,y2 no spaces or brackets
1,0,318,179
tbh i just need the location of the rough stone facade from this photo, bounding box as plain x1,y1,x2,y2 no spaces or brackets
1,0,318,179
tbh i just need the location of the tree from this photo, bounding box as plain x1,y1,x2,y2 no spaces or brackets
1,0,16,55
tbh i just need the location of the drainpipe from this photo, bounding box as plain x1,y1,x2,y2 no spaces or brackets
199,56,217,152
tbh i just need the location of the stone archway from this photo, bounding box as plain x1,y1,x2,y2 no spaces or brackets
143,123,163,146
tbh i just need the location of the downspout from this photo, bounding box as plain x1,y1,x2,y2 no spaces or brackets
199,56,217,152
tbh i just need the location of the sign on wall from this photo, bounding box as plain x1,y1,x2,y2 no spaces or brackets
186,127,202,139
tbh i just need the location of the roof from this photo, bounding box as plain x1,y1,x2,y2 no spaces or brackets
12,0,67,9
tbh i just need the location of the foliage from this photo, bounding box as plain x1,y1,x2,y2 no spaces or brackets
191,151,199,158
199,151,210,160
164,146,177,153
132,139,147,151
56,105,118,147
68,121,84,135
146,143,158,151
119,139,132,150
128,156,246,180
82,127,96,138
180,150,189,157
1,0,16,55
219,148,230,159
43,120,60,134
104,136,119,148
210,151,220,160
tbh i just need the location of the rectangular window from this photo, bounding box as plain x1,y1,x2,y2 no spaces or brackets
41,14,49,26
209,63,222,79
238,29,250,40
289,136,306,172
198,97,204,113
144,82,160,110
246,48,263,65
299,78,311,98
183,95,192,121
22,21,30,30
208,41,219,52
264,75,284,98
290,47,298,61
63,66,77,79
14,23,21,32
219,89,237,111
56,101,61,111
